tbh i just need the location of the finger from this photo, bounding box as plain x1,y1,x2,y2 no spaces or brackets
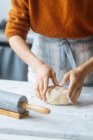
43,77,49,101
74,92,80,103
68,75,76,98
51,71,59,86
35,83,42,99
60,72,70,86
38,79,44,98
70,87,79,103
73,87,82,103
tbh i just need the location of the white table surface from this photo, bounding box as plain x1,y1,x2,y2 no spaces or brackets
0,80,93,140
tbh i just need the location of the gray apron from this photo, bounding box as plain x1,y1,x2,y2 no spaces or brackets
28,34,93,85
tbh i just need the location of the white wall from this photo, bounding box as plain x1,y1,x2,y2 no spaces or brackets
0,0,11,20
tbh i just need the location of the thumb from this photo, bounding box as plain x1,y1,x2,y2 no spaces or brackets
60,72,70,86
51,71,59,86
68,72,76,89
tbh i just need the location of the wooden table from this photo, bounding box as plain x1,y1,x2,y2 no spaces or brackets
0,80,93,140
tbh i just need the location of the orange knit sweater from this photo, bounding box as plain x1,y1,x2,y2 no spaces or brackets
5,0,93,40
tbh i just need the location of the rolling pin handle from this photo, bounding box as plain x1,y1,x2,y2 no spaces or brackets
21,103,50,114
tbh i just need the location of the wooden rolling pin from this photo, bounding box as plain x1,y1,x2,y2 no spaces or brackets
0,90,50,115
21,103,50,114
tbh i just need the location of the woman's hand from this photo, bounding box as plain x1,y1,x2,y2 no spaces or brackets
35,64,59,101
60,67,86,103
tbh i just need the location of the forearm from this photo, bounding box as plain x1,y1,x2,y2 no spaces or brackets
78,57,93,75
9,35,44,70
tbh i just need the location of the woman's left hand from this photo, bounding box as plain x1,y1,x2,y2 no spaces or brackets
60,67,86,103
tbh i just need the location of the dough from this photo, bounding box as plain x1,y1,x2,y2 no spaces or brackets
46,86,70,105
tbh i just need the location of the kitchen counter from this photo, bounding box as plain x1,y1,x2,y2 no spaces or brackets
0,80,93,140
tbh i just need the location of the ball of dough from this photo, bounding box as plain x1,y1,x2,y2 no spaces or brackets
46,86,70,105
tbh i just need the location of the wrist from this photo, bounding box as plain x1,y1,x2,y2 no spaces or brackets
76,57,93,77
77,63,89,76
30,56,45,71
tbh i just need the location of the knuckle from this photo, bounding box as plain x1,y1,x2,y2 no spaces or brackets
52,72,56,77
38,77,43,81
44,75,48,79
43,72,49,78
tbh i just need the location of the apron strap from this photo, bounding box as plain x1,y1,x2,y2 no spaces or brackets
60,39,76,70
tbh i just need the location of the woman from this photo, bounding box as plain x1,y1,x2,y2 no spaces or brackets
5,0,93,103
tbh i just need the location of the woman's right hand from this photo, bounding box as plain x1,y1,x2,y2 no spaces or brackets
8,36,58,100
35,63,59,101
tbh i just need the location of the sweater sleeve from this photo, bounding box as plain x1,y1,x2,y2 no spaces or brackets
5,0,30,40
